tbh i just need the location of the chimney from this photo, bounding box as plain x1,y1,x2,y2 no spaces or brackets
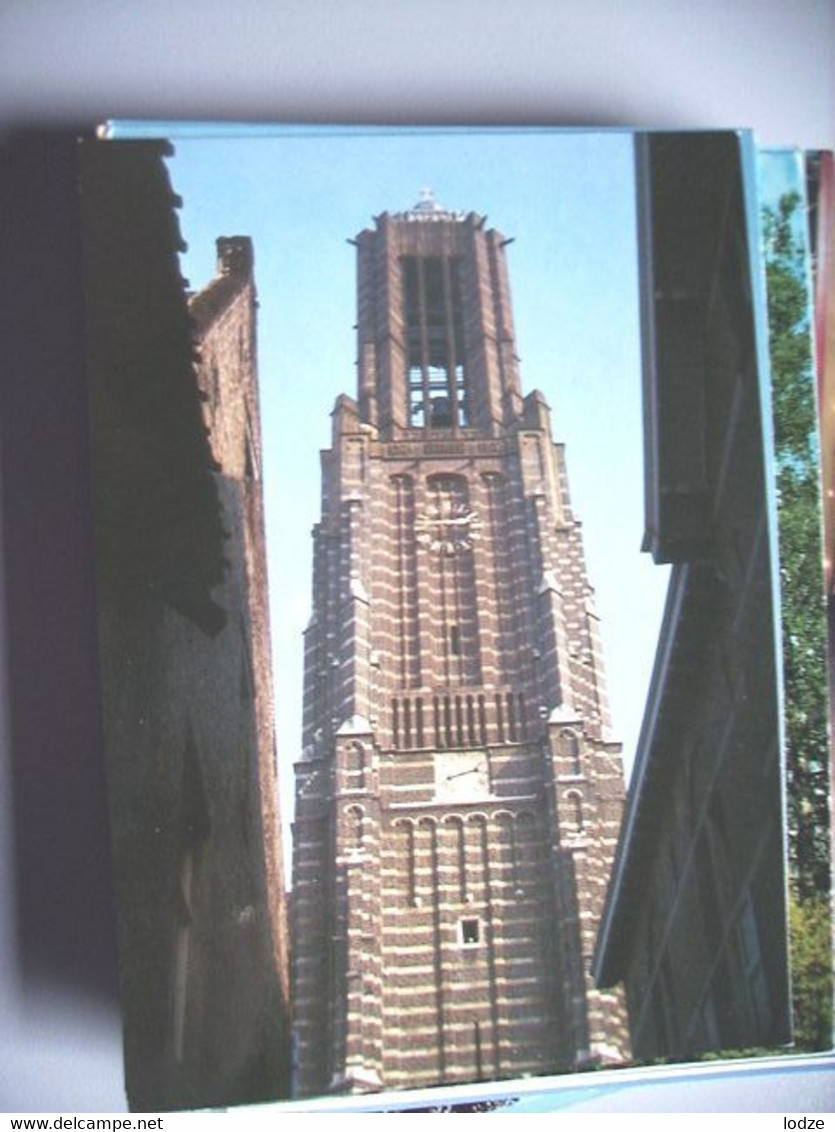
216,236,253,277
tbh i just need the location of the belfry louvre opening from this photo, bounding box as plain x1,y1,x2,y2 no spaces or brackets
402,255,468,429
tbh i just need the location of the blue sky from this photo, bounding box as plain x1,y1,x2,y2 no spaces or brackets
153,126,671,861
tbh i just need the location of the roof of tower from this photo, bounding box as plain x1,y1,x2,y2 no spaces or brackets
390,186,469,223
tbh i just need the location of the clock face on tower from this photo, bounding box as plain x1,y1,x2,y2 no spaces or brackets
434,751,490,801
415,500,482,555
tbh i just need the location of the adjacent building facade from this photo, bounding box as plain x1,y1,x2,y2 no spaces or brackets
593,133,791,1060
291,192,630,1096
82,141,290,1110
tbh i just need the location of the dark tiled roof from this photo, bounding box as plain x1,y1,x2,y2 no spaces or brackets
81,138,227,633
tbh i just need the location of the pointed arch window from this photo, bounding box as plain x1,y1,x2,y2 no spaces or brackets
563,731,582,776
565,790,585,836
345,741,365,790
346,805,364,852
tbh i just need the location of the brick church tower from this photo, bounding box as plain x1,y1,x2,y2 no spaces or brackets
291,191,629,1097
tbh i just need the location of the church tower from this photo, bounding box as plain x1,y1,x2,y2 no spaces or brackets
291,191,629,1097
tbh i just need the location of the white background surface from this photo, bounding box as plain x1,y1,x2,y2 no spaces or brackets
0,0,832,1113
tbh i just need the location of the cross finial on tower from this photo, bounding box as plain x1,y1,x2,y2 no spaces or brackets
393,189,467,223
413,186,442,213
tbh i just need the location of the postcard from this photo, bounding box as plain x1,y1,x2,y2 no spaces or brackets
78,126,831,1111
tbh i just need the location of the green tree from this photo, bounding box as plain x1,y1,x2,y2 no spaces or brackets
789,892,833,1050
764,190,832,1050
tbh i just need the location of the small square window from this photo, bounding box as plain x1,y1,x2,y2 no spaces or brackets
460,918,480,946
